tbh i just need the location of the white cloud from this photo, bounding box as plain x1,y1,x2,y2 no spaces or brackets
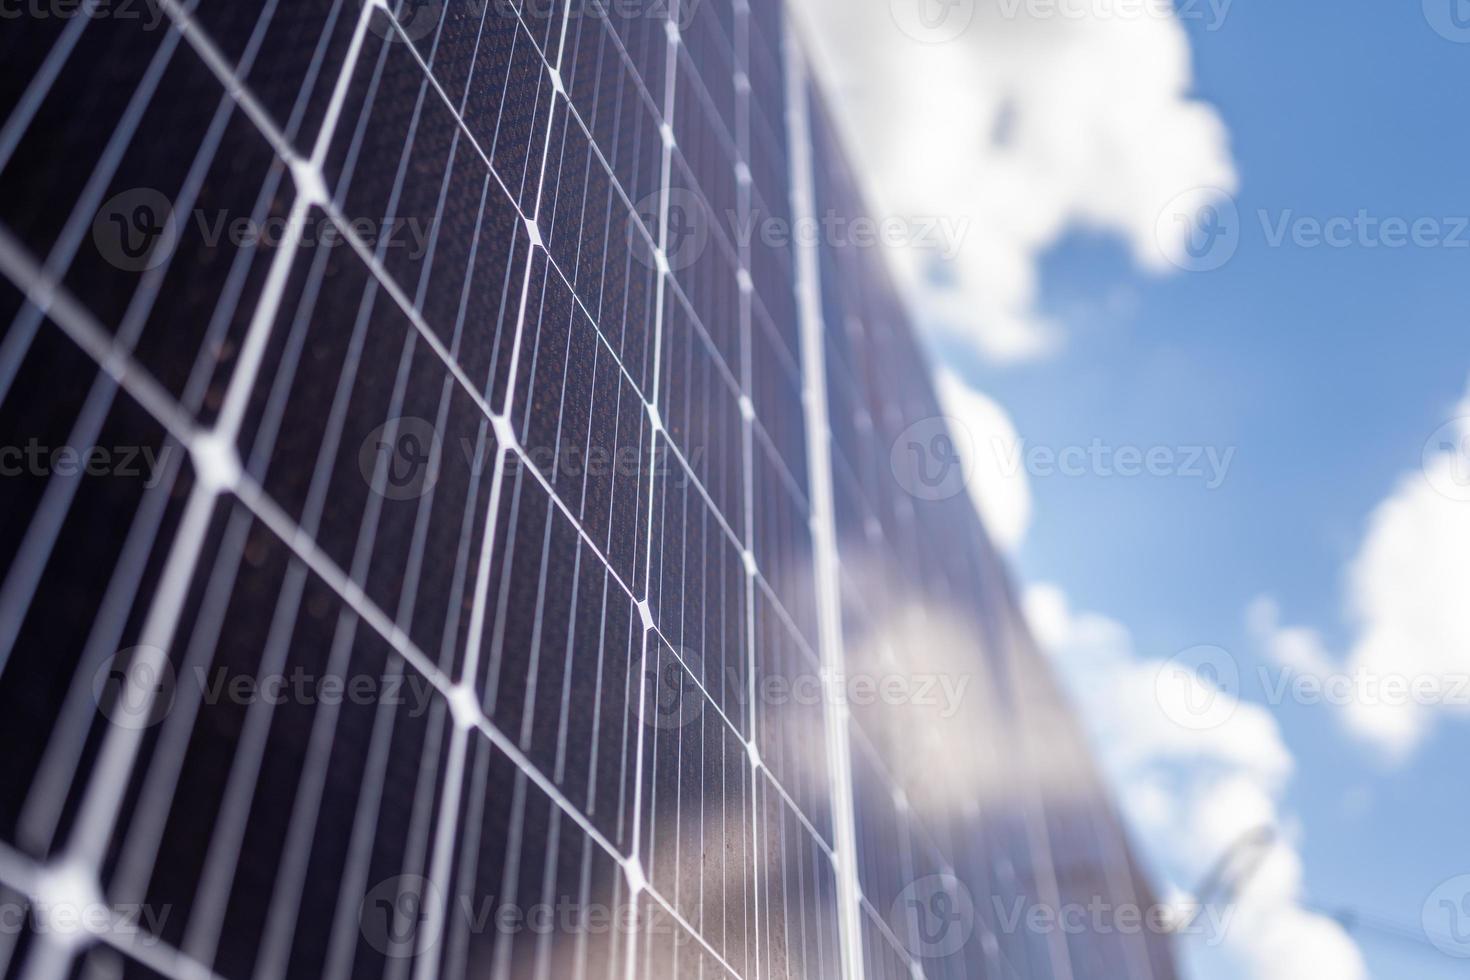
1025,584,1367,980
1245,596,1334,678
792,0,1238,362
935,367,1033,551
1248,385,1470,760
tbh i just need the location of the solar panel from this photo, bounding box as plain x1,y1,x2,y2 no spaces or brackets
0,2,1178,980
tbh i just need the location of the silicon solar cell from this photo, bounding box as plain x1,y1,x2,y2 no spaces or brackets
0,2,1178,979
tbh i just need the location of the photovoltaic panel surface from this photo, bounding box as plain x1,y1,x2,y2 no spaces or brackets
795,70,1179,980
0,2,1177,979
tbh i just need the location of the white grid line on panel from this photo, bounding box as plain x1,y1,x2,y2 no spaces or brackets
998,635,1079,980
626,1,681,970
0,22,194,674
164,1,787,655
118,509,260,915
250,146,485,978
0,7,857,980
13,439,190,856
354,8,783,650
0,0,100,174
413,725,474,980
729,32,767,980
0,11,184,353
733,0,761,766
0,220,783,980
784,26,868,980
0,839,232,980
1,10,376,980
1,4,360,976
439,736,491,980
857,895,925,980
410,0,571,967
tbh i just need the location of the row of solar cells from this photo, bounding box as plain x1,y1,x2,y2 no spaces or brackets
0,1,845,978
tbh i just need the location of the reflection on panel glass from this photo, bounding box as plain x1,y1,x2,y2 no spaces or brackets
803,69,1179,980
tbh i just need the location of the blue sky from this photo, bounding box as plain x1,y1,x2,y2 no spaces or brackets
793,0,1470,975
927,2,1470,977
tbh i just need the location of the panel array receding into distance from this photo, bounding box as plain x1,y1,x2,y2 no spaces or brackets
0,2,1176,980
796,62,1180,980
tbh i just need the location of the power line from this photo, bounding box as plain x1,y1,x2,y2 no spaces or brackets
1171,827,1464,959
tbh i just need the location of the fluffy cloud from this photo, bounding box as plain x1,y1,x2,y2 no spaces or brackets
791,0,1238,361
1245,596,1334,678
1025,584,1367,980
1249,387,1470,760
935,367,1033,551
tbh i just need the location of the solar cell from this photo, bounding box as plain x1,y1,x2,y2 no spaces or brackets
0,2,1178,979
